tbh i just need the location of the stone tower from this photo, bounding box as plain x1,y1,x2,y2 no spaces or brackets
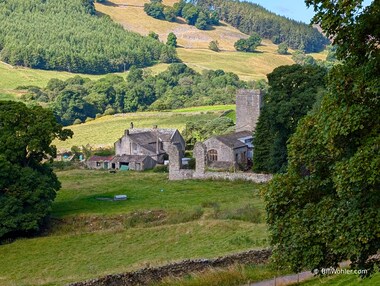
235,89,263,132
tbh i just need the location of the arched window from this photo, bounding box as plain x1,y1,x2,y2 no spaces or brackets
208,149,218,161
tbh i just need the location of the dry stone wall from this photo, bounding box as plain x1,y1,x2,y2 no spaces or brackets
68,249,271,286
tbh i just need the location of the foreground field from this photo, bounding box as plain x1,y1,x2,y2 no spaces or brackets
0,170,268,286
55,105,235,150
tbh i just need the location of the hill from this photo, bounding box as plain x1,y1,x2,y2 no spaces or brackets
95,0,300,81
55,105,235,150
0,0,175,74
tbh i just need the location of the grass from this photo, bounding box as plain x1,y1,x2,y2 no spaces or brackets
55,107,231,150
95,0,297,81
53,170,265,217
177,42,295,81
299,272,380,285
153,264,290,286
0,170,268,286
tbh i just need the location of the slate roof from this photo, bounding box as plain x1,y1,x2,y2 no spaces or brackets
213,131,253,149
87,155,114,162
111,155,149,163
128,128,177,142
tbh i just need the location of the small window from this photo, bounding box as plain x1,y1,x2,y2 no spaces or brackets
208,149,218,161
96,162,101,167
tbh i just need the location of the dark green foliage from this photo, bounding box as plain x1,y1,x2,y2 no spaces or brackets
144,1,165,19
182,3,200,25
196,0,329,53
145,0,218,30
277,42,288,55
195,11,209,30
209,40,220,52
253,64,327,173
166,32,178,47
26,64,246,126
0,0,174,74
0,101,72,241
234,33,262,52
183,117,235,149
292,50,316,65
148,31,159,40
163,6,177,22
265,0,380,276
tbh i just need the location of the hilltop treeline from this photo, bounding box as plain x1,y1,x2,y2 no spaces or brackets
0,0,176,74
196,0,329,52
22,64,259,126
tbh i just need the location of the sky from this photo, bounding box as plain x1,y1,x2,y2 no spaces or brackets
247,0,373,24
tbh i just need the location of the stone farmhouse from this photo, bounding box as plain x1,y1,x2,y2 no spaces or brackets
87,125,185,171
202,89,263,169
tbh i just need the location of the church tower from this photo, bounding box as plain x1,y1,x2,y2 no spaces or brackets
235,89,263,132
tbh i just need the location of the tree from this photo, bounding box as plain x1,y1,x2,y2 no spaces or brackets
253,64,327,173
163,6,177,22
182,3,199,25
148,31,159,40
234,33,262,52
0,101,73,241
195,11,209,30
265,0,380,276
166,32,177,47
277,42,288,55
209,40,220,52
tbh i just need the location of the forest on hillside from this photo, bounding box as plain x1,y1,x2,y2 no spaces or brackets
21,64,262,126
196,0,329,53
0,0,176,74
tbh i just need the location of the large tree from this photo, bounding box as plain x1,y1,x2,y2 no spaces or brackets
253,64,327,173
264,0,379,276
0,101,72,241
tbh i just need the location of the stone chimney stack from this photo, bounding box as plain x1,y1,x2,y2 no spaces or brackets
235,89,263,132
130,122,134,129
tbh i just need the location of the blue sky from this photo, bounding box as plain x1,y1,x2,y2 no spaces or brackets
247,0,373,24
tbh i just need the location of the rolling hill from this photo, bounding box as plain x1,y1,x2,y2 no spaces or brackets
95,0,301,81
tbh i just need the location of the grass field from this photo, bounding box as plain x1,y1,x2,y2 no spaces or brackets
0,170,268,286
55,106,234,150
95,0,299,81
300,272,380,285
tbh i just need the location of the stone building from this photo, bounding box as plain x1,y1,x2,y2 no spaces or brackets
202,89,262,169
86,155,114,170
235,89,263,133
114,126,185,164
87,125,185,171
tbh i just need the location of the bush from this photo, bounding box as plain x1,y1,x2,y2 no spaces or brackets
214,204,262,223
152,165,168,173
234,33,262,52
209,40,220,52
277,42,288,54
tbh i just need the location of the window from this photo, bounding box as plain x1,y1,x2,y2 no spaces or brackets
208,149,218,161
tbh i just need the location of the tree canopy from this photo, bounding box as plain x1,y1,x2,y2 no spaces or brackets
253,64,327,173
21,64,251,126
234,33,262,52
196,0,329,52
0,101,72,241
0,0,176,74
264,0,380,276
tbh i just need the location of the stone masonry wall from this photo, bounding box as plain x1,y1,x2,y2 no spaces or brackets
169,142,272,183
68,249,272,286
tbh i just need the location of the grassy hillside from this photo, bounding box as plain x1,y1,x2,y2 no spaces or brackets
0,170,268,286
0,61,169,98
95,0,302,81
56,105,235,150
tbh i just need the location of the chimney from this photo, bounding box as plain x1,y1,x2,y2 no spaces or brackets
153,125,158,129
125,129,129,135
130,122,134,129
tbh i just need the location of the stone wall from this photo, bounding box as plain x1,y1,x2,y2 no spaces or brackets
68,249,271,286
168,142,272,183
